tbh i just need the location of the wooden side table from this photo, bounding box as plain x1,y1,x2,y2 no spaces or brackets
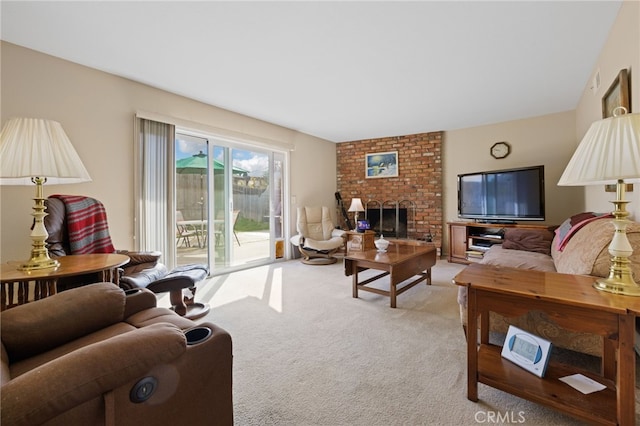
1,253,130,310
454,263,640,425
345,230,375,253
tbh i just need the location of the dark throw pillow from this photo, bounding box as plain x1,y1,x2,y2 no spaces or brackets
502,228,554,255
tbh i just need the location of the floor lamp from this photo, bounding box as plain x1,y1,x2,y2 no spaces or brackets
558,107,640,295
0,118,92,271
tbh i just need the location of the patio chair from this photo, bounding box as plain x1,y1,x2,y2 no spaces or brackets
232,210,241,246
214,210,241,247
176,210,199,247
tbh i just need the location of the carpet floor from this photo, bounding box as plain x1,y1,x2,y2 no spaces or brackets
160,259,639,425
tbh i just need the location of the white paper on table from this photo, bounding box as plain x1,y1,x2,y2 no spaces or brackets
559,374,606,394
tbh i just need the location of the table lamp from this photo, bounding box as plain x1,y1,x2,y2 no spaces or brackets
348,198,365,230
0,118,92,271
558,107,640,295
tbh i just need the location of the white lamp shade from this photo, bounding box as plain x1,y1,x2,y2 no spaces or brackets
0,118,92,185
558,112,640,186
348,198,365,212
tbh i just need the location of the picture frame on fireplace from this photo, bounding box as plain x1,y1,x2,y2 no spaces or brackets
366,151,398,178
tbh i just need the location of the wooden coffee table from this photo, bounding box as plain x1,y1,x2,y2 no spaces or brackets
344,240,437,308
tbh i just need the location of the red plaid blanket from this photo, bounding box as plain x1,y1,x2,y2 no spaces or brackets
50,194,116,254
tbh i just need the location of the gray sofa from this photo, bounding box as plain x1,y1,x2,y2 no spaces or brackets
457,214,640,356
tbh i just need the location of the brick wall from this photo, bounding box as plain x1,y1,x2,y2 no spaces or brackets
336,131,443,250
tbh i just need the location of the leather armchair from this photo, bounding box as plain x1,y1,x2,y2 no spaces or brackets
1,282,233,426
45,196,210,319
290,206,346,264
118,254,210,319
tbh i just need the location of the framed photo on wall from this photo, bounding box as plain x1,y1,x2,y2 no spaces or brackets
602,69,630,118
366,151,398,178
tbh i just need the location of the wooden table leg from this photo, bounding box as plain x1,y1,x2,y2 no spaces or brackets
390,275,397,308
467,286,478,402
351,261,359,300
617,313,635,425
18,282,28,305
1,283,6,310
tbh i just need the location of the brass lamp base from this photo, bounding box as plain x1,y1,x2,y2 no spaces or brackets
592,179,640,296
18,256,60,271
17,176,59,271
593,263,640,296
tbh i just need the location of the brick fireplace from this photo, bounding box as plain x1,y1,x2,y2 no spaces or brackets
336,131,443,251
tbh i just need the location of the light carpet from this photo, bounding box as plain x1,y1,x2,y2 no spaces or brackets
160,259,639,425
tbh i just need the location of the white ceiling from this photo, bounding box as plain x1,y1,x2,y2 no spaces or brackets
1,1,622,142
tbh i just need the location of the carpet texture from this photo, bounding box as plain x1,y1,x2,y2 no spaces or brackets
160,259,639,425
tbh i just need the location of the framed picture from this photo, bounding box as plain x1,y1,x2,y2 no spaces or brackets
365,151,398,178
602,69,630,118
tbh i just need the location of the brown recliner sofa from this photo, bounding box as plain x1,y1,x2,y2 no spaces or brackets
1,282,233,425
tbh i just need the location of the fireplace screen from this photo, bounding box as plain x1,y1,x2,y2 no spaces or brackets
365,208,407,238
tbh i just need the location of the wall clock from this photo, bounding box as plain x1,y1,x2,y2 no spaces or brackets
490,141,511,159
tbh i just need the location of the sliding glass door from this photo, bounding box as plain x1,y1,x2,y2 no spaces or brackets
175,133,285,274
175,134,210,267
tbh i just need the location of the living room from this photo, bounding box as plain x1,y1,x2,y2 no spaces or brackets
1,1,640,425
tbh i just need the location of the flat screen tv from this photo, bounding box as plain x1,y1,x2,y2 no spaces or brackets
457,165,545,222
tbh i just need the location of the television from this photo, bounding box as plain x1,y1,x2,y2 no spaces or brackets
457,165,545,222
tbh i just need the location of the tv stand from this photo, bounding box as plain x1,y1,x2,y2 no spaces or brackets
447,221,555,264
476,219,516,224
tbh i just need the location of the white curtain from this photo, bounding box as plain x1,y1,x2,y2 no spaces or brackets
135,117,176,268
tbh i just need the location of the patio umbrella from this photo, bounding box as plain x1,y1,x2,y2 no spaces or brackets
176,152,251,221
176,151,208,174
176,151,249,176
176,152,208,221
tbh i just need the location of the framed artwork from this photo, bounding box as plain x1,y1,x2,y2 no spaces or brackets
366,151,398,178
602,69,630,118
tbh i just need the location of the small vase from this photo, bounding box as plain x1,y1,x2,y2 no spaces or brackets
374,234,390,252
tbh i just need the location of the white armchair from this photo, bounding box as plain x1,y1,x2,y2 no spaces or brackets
290,206,346,264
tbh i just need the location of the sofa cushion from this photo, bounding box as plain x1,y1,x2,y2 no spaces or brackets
480,245,556,272
502,228,553,255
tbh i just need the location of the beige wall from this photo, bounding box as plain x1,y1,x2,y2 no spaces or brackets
575,0,640,220
0,42,337,262
441,0,639,255
443,111,581,251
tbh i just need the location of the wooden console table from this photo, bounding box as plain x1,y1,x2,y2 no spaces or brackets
454,263,640,425
1,253,130,310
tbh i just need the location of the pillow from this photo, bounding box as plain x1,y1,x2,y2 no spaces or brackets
554,212,612,251
502,228,554,255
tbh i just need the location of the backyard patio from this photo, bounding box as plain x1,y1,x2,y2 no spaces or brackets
177,230,273,270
